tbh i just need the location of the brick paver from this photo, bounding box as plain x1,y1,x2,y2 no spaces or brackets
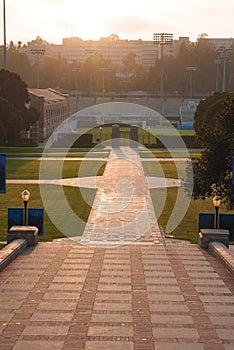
74,147,164,246
0,242,234,349
1,147,234,349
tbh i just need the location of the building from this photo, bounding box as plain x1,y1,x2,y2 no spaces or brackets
198,37,233,51
23,35,186,70
28,88,70,142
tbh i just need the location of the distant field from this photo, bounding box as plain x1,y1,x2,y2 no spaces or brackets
75,126,195,146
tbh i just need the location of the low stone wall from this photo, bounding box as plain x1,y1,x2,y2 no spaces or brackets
198,229,229,249
8,226,38,246
209,242,234,275
0,239,27,272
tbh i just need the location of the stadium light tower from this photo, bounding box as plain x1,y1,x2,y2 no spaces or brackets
153,33,173,116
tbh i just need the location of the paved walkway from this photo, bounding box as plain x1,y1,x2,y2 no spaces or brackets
74,147,164,246
1,147,234,349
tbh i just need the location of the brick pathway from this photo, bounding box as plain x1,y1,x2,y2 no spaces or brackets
74,147,164,247
0,242,234,349
1,147,234,349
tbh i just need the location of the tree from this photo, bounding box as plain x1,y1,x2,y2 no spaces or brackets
122,53,138,74
0,97,22,144
192,92,234,208
0,69,39,145
0,69,29,110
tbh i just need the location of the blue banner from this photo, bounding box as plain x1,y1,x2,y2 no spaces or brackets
220,214,234,241
28,208,44,236
198,213,214,232
8,208,44,236
8,208,23,231
0,154,6,193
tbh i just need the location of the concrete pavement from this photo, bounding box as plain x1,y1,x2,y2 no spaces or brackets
1,241,234,350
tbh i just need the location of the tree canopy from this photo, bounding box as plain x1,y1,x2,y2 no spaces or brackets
0,69,29,110
0,69,39,145
192,92,234,208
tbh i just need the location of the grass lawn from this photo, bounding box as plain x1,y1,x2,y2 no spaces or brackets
1,146,232,244
0,155,106,242
151,187,234,243
143,160,188,179
7,159,106,179
0,147,110,159
140,151,202,158
0,243,6,249
0,184,96,242
145,160,234,243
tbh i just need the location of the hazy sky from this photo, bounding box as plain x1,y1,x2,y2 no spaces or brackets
1,0,234,44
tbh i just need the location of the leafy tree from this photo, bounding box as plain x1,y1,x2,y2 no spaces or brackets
122,53,138,74
0,69,29,110
192,92,234,208
0,97,22,143
0,69,39,145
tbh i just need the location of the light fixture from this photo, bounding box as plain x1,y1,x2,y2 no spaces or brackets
213,195,221,229
21,188,30,225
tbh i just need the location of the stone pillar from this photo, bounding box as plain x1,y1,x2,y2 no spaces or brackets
8,226,39,246
130,125,138,148
198,229,229,249
112,124,120,148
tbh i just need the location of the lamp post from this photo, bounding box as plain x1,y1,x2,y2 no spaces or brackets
21,188,30,226
99,126,102,143
186,67,196,100
3,0,6,69
30,49,45,88
72,68,80,112
214,59,221,92
217,48,232,92
99,68,111,102
153,33,173,116
85,49,99,105
147,127,150,147
213,195,221,229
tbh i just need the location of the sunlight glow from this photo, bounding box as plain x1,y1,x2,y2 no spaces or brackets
1,0,234,44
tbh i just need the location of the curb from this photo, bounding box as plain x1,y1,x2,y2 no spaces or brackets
0,239,28,272
209,241,234,275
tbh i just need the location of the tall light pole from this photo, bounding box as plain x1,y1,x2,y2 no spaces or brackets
214,59,221,92
3,0,6,69
99,68,111,102
72,68,80,112
153,33,173,116
85,49,99,105
217,47,232,92
30,49,45,88
186,66,196,100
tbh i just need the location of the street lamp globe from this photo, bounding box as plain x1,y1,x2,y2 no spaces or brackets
213,195,221,229
213,195,221,208
21,188,30,226
21,188,30,203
